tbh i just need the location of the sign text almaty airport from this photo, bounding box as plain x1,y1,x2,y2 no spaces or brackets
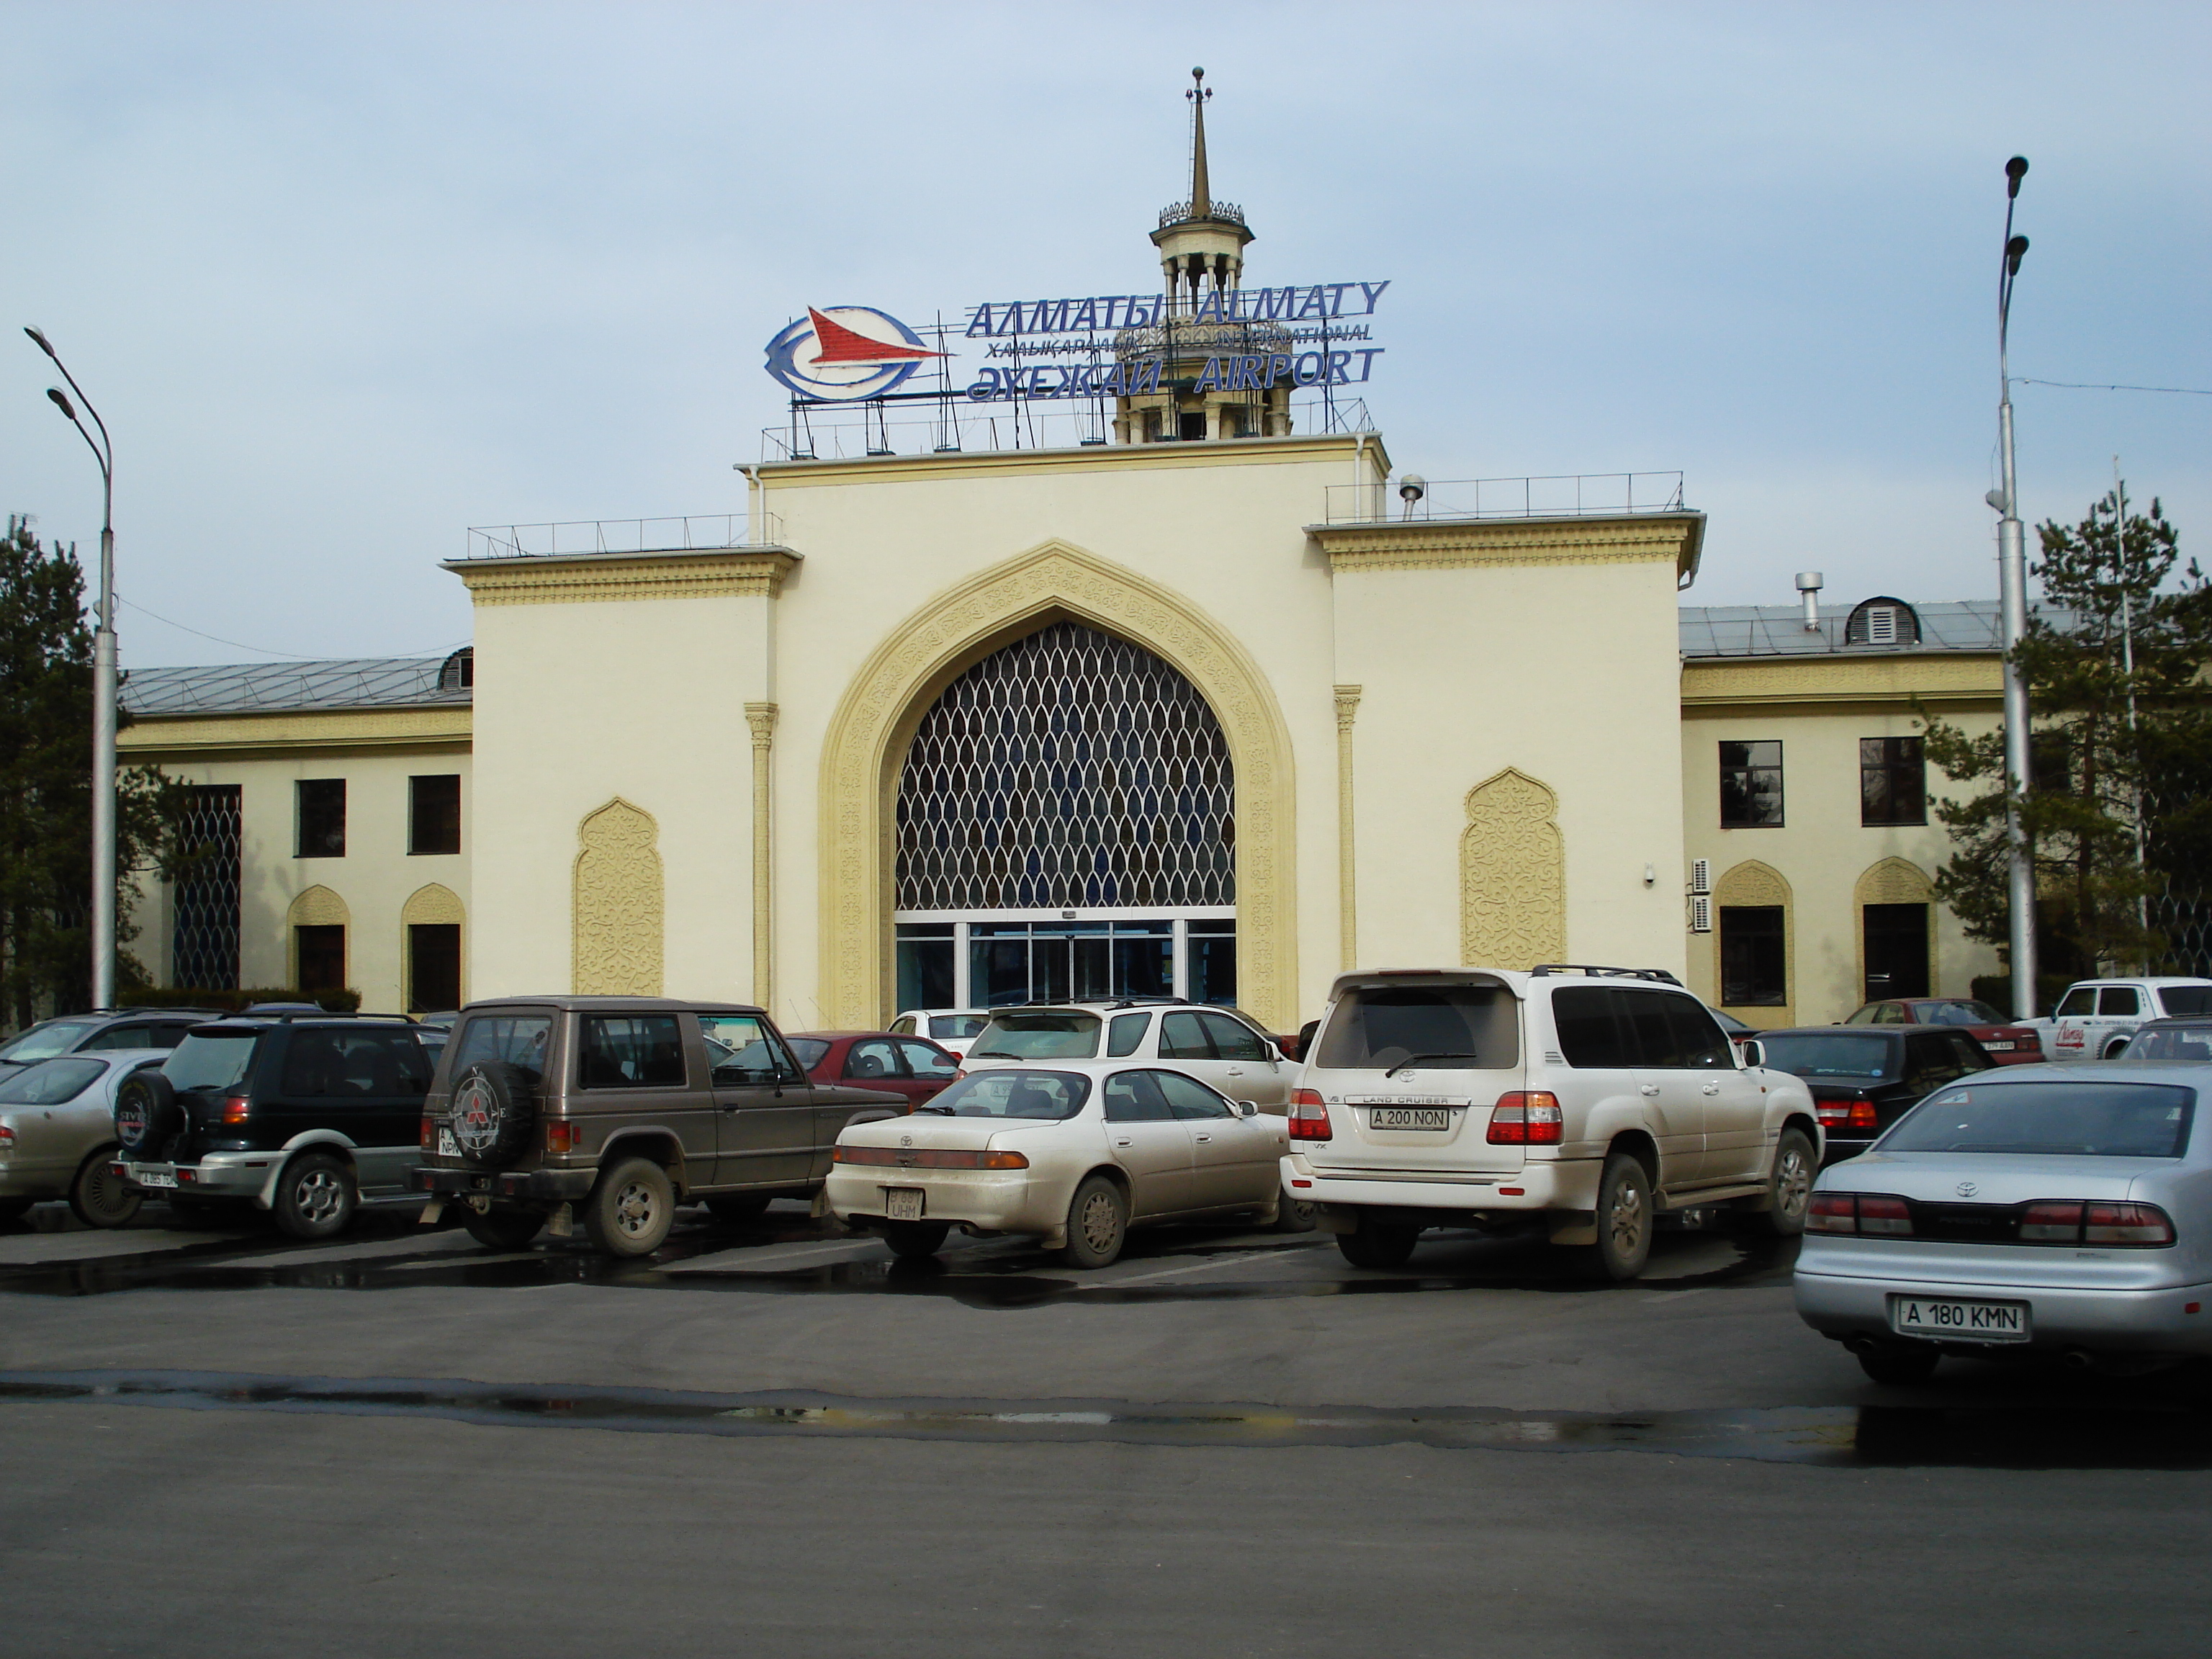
959,280,1388,403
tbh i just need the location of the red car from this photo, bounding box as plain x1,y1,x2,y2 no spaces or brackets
786,1031,962,1110
1840,997,2044,1064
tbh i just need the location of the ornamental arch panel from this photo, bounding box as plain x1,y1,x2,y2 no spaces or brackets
572,799,663,996
1459,768,1565,971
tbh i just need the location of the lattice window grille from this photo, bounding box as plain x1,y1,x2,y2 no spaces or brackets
171,785,243,989
897,621,1236,912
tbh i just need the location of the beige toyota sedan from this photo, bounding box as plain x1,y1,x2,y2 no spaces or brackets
826,1059,1308,1267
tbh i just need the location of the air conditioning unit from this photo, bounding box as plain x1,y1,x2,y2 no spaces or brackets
1689,858,1711,896
1689,894,1712,934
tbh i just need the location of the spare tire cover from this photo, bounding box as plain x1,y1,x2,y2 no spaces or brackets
446,1061,537,1169
113,1069,181,1158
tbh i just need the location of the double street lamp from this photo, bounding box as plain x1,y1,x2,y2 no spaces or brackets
25,326,120,1012
1989,157,2036,1018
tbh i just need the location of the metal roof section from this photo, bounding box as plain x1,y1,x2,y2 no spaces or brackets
1677,600,2057,660
121,655,471,718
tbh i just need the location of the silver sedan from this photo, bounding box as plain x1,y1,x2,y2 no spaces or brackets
1795,1061,2212,1383
826,1059,1305,1267
0,1049,170,1228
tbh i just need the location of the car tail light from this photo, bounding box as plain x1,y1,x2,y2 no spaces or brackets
1804,1192,1914,1236
832,1146,1027,1169
2020,1200,2083,1241
545,1121,580,1154
2086,1202,2175,1246
220,1093,251,1125
0,1125,14,1148
1814,1096,1877,1130
420,1113,436,1152
1806,1192,1856,1233
1287,1088,1331,1142
1488,1092,1562,1145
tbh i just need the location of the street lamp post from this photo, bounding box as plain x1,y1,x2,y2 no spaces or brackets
1991,158,2036,1019
25,327,119,1012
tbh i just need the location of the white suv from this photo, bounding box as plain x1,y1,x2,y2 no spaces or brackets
963,1001,1295,1113
1281,965,1820,1280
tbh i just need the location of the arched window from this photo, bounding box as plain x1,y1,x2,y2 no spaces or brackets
438,647,475,691
896,621,1234,911
1845,597,1921,647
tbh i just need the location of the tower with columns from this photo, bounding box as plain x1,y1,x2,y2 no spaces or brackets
1114,69,1295,444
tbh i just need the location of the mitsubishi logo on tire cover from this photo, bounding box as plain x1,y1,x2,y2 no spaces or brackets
452,1074,500,1157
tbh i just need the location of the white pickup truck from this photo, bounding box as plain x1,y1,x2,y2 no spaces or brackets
2023,976,2212,1061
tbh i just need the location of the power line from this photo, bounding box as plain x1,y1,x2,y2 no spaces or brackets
2017,377,2212,397
116,593,467,662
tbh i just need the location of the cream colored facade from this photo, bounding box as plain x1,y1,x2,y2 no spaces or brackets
120,702,471,1013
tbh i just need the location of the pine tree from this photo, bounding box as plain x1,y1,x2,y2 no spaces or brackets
0,516,186,1025
1923,487,2212,989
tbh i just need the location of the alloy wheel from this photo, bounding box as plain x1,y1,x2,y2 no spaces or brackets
1608,1177,1646,1257
1773,1146,1812,1221
1078,1189,1120,1254
295,1169,345,1223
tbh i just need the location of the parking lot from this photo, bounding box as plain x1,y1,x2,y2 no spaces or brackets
3,1198,2211,1658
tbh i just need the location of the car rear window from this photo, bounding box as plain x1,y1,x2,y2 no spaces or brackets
1886,1080,2194,1159
970,1013,1100,1061
1313,984,1519,1071
930,1015,988,1040
1755,1032,1894,1079
0,1057,109,1105
2124,1025,2212,1063
2158,987,2212,1017
929,1069,1091,1119
0,1020,99,1065
164,1031,261,1093
786,1039,832,1069
449,1014,554,1088
1917,1001,2004,1027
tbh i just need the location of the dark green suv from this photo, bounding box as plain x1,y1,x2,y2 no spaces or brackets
114,1015,436,1238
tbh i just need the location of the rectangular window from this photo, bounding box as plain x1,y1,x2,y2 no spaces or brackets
408,923,461,1013
1718,741,1784,827
1859,737,1927,827
449,1014,552,1087
1719,906,1787,1006
1188,920,1236,1007
295,924,346,993
296,778,346,858
410,774,462,855
577,1015,686,1089
173,783,242,989
895,923,956,1015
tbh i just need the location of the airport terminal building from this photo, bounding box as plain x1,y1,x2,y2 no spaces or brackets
118,91,2006,1034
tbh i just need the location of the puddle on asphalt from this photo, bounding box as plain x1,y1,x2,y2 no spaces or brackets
0,1218,1794,1305
0,1367,2203,1470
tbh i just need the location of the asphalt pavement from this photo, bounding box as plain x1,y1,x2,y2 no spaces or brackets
1,1198,2208,1657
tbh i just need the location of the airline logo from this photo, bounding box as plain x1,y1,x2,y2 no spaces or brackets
764,306,946,402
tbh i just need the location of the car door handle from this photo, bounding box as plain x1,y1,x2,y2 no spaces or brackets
1115,1137,1133,1147
1701,1084,1720,1097
1640,1084,1660,1097
1195,1133,1213,1143
1224,1068,1244,1076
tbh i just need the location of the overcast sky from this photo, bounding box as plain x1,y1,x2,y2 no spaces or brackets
4,1,2207,669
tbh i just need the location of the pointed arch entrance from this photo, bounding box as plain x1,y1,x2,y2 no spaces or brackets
817,541,1296,1028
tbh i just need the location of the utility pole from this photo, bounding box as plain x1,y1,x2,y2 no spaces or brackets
26,327,119,1010
1990,158,2036,1019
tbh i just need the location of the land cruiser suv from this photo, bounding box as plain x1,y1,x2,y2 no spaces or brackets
409,997,905,1256
965,1001,1295,1112
1281,966,1821,1280
113,1014,437,1238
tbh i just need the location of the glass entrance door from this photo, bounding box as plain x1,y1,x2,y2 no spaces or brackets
895,915,1236,1011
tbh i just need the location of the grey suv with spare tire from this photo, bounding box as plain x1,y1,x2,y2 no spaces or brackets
409,997,906,1256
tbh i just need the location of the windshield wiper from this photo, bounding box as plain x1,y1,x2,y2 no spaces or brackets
1383,1052,1478,1078
914,1105,954,1115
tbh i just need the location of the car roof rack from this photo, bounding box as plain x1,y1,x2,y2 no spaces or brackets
1528,964,1684,985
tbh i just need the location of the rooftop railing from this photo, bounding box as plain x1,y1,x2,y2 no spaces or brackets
1323,472,1687,526
463,512,783,561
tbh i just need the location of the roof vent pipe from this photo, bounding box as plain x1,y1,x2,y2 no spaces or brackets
1795,570,1825,632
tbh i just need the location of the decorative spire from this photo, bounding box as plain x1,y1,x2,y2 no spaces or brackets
1187,66,1212,220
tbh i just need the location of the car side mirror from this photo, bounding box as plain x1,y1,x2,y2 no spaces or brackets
1737,1040,1764,1069
1238,1100,1258,1118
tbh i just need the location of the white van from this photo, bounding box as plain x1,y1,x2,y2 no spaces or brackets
1280,965,1821,1280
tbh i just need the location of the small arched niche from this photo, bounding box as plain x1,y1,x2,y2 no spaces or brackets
1712,860,1793,1025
